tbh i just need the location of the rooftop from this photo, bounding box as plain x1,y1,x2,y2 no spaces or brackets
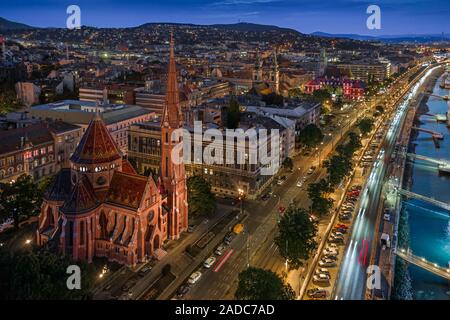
31,100,153,125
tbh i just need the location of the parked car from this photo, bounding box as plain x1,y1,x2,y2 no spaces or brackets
329,236,345,245
332,231,345,238
323,247,339,255
188,271,202,284
339,214,352,221
224,233,234,245
203,256,217,269
260,193,270,201
313,274,330,284
177,284,190,297
333,227,347,234
121,281,136,292
315,268,330,276
187,225,196,233
307,288,328,299
215,245,226,256
319,259,337,267
138,265,152,277
323,253,338,261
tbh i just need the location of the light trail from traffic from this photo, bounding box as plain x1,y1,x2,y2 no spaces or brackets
333,65,441,300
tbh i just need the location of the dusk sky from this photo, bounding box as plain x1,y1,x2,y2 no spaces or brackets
1,0,448,35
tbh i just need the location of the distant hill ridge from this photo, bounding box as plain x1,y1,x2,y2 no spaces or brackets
0,17,34,30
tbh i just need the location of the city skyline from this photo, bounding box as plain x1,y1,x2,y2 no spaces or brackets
0,0,449,35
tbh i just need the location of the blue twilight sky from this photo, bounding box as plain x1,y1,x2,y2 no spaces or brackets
0,0,448,35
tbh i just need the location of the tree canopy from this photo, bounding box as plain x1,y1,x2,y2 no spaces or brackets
358,118,375,136
226,98,240,129
0,248,96,299
307,179,334,217
235,267,295,300
275,207,318,269
282,157,294,171
312,89,332,104
0,174,50,229
297,124,324,149
262,92,284,106
187,176,216,217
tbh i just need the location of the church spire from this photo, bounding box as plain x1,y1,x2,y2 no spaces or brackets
162,32,182,128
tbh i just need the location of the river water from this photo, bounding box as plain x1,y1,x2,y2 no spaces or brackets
399,73,450,300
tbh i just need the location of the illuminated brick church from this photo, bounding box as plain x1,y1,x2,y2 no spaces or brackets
36,36,188,266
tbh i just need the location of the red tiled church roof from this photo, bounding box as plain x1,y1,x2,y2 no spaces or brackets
121,159,137,175
61,175,99,215
70,113,121,165
106,172,148,210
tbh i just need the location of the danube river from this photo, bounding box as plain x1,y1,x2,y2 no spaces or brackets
396,72,450,300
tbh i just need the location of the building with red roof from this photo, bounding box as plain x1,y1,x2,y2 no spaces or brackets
303,76,366,101
36,35,188,266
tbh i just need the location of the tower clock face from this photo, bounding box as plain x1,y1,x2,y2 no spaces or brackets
164,121,169,127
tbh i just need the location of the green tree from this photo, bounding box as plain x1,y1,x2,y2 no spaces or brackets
0,248,95,299
0,175,42,229
312,89,332,104
358,118,374,136
282,157,293,171
375,105,384,114
307,179,334,216
297,124,324,149
226,98,240,129
275,207,318,269
0,89,21,115
235,267,295,300
187,176,216,217
262,92,284,106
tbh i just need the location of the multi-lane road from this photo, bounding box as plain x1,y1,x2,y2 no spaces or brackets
333,64,442,300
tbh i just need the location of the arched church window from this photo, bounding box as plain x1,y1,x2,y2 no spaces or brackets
99,211,108,239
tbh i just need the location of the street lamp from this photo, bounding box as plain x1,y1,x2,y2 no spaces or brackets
238,188,244,218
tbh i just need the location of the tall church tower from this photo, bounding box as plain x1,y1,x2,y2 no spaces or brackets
271,49,280,94
160,34,188,239
252,49,263,82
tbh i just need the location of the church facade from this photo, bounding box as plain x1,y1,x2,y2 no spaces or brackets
36,36,188,266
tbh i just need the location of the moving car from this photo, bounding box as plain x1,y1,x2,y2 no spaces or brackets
307,166,316,175
296,179,304,188
188,271,202,284
277,176,287,185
